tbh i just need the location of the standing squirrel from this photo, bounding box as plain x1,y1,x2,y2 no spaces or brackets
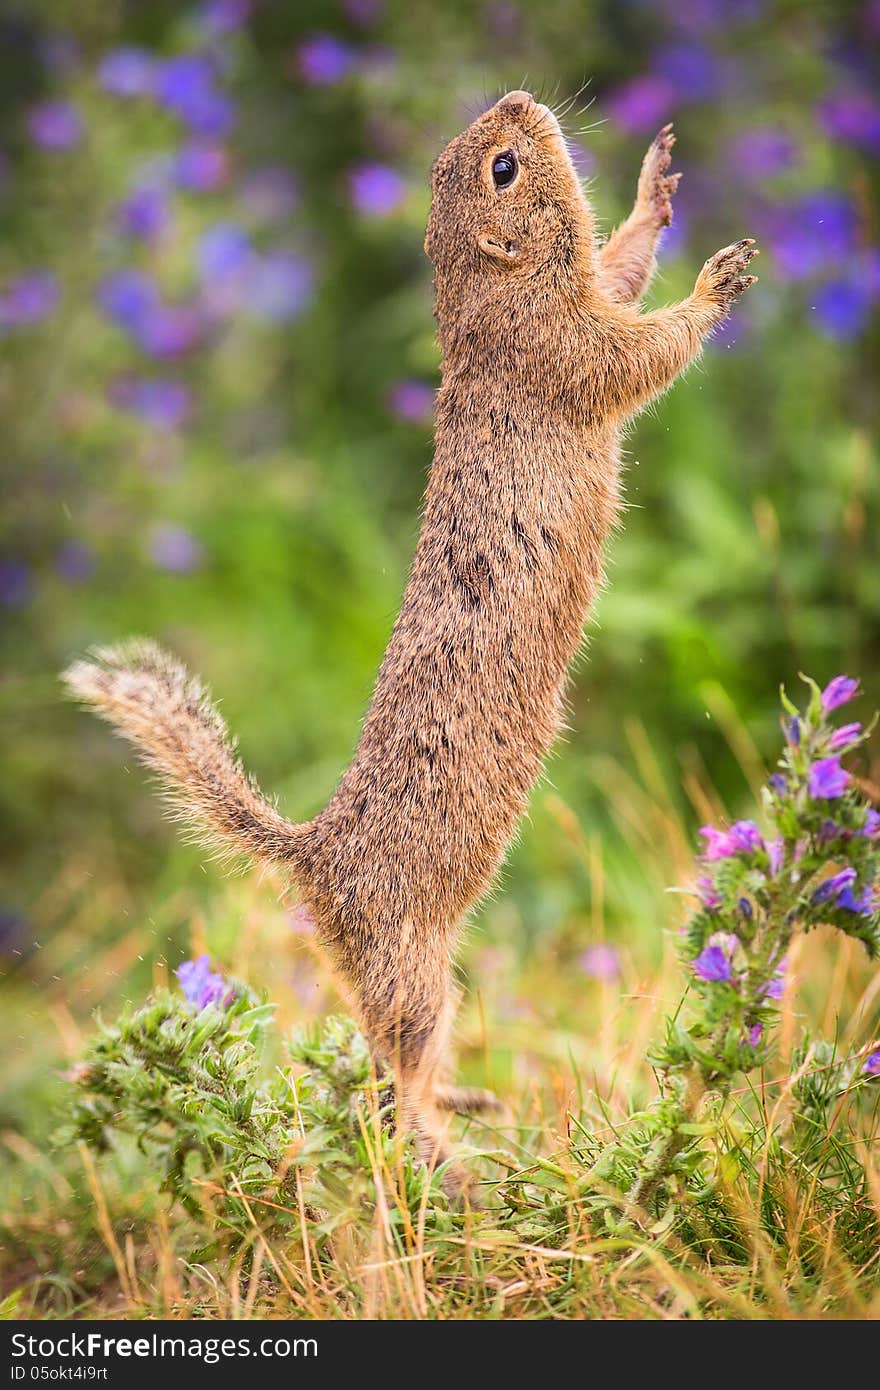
65,92,757,1189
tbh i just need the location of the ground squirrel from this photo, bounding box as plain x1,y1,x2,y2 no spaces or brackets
65,92,758,1190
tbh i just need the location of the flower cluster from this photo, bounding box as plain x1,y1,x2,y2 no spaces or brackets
176,954,234,1010
661,675,880,1084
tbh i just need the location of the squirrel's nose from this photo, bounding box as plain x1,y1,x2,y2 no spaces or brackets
497,89,533,114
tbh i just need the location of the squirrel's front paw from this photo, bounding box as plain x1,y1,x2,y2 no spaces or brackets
638,123,681,229
697,238,759,313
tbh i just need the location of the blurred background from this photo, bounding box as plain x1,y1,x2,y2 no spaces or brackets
1,1,878,1143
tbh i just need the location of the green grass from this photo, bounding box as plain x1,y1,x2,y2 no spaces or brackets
3,721,879,1321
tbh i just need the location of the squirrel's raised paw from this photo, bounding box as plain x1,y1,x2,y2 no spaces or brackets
697,238,760,311
638,123,682,229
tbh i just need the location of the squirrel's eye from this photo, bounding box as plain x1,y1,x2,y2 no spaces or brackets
491,151,518,188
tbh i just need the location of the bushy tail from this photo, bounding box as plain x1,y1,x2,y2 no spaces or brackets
63,639,306,871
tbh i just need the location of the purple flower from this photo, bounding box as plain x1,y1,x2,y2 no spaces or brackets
786,716,800,746
738,897,753,920
746,1022,763,1047
198,223,253,280
766,837,783,875
197,0,252,35
763,974,784,1001
579,943,620,981
0,559,31,608
27,100,83,150
108,376,191,430
176,954,231,1010
861,809,880,839
135,303,205,359
768,773,787,794
174,141,230,191
245,252,313,321
836,884,874,915
764,194,856,282
863,1049,880,1076
239,167,298,223
728,820,763,854
97,270,159,330
349,163,406,217
0,271,59,327
98,47,156,98
388,378,434,424
693,945,733,984
827,722,862,752
296,34,355,85
605,75,676,133
55,539,95,583
813,280,872,341
819,90,880,154
156,55,234,137
700,825,733,860
653,42,721,102
149,524,203,573
727,126,796,179
115,186,169,241
821,675,860,712
811,866,857,906
696,875,722,910
809,756,850,800
343,0,382,22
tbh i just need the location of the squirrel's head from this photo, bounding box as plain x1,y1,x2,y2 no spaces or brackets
425,91,594,301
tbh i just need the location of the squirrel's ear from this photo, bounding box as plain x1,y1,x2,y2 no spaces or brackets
478,232,520,263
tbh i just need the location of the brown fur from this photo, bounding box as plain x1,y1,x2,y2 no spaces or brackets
64,93,757,1190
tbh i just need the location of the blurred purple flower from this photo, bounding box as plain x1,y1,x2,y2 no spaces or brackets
811,866,857,906
697,875,722,910
0,271,59,327
343,0,382,23
768,773,787,793
349,162,406,217
239,167,298,223
109,376,191,430
115,185,169,241
97,270,159,329
762,963,786,1001
177,954,231,1009
864,1049,880,1076
149,524,203,573
98,47,156,98
727,127,796,179
246,252,313,321
388,378,434,424
822,675,859,711
55,539,95,583
827,722,862,752
156,54,234,136
767,837,783,875
747,1022,763,1047
809,756,850,799
135,303,205,358
764,193,857,281
0,559,31,608
174,141,230,191
198,223,253,279
653,43,720,102
197,0,252,34
813,280,872,340
819,89,880,154
579,943,620,981
27,100,83,150
656,0,765,30
40,34,79,74
605,76,676,134
296,34,355,85
861,809,880,839
693,945,732,983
